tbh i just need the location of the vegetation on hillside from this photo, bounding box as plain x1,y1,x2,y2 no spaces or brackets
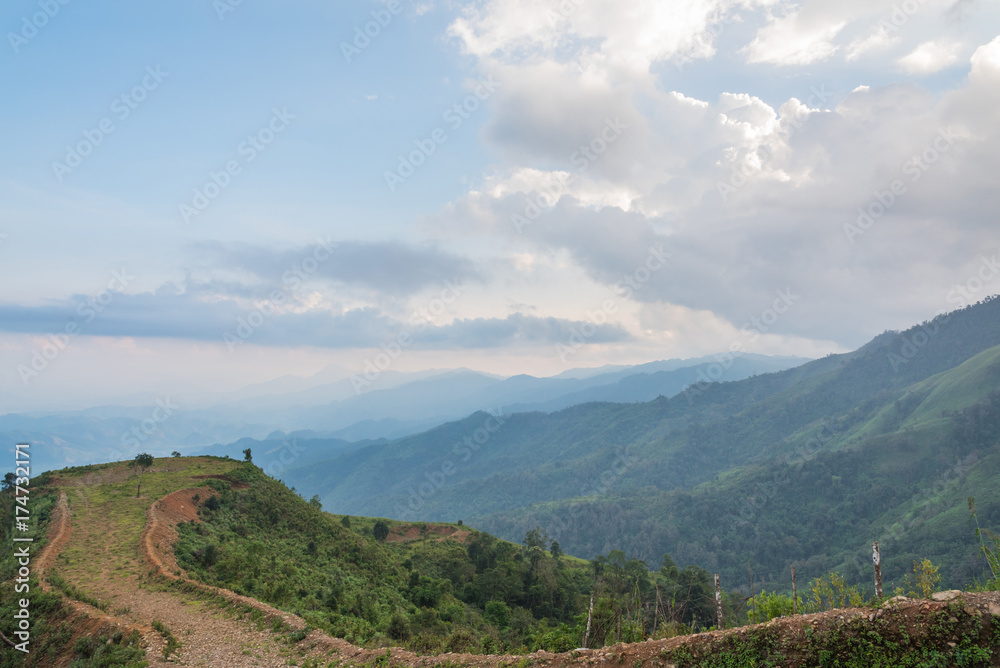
273,298,1000,596
173,462,1000,655
484,387,1000,593
173,464,759,653
0,453,998,665
174,464,586,653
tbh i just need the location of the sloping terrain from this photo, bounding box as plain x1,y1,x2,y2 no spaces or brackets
281,298,1000,592
2,457,999,667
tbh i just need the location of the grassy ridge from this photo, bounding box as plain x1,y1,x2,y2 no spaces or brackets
174,465,595,653
174,463,755,654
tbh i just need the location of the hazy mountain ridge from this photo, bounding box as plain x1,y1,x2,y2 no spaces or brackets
281,297,1000,592
1,353,805,473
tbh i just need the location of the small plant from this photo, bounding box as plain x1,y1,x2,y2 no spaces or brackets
903,559,941,599
152,619,182,659
969,497,1000,589
806,571,865,612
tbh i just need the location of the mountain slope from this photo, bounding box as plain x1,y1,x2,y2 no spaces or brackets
4,456,999,666
283,297,1000,593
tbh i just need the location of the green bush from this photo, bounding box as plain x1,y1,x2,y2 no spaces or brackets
747,590,800,624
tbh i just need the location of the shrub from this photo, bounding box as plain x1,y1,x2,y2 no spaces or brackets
904,559,941,599
970,496,1000,590
747,590,800,623
388,611,411,640
373,521,389,541
806,571,865,612
485,600,512,629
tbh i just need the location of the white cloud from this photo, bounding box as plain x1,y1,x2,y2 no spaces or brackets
449,0,768,74
969,33,1000,76
743,11,846,65
897,39,964,73
426,27,1000,348
845,25,900,61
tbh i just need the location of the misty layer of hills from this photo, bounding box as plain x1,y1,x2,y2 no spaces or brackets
0,352,805,474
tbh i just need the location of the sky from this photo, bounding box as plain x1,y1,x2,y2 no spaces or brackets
1,0,999,410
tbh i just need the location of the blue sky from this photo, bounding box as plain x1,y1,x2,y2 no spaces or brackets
1,0,999,410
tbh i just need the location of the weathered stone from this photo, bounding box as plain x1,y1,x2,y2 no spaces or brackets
931,590,962,602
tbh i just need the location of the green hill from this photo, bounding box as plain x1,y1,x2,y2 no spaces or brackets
0,456,742,665
171,464,599,654
281,297,1000,594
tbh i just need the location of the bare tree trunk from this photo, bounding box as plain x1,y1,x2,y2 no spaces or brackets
0,628,16,648
653,583,660,635
583,592,595,648
872,541,883,598
792,566,798,615
714,574,723,629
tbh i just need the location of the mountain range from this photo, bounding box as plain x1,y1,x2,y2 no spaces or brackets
276,297,1000,594
1,352,805,473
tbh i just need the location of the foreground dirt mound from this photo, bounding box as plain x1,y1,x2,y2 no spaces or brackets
653,593,1000,667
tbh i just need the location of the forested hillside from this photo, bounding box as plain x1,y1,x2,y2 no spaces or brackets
283,297,1000,594
169,463,748,654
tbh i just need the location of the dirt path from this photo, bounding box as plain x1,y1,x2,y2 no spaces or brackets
53,485,343,667
34,492,70,588
30,491,142,668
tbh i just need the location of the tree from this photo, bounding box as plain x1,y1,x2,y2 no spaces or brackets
373,520,389,541
523,526,548,550
243,448,252,463
550,540,563,560
131,453,154,498
171,451,181,457
309,494,322,510
341,515,352,529
1,472,16,492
